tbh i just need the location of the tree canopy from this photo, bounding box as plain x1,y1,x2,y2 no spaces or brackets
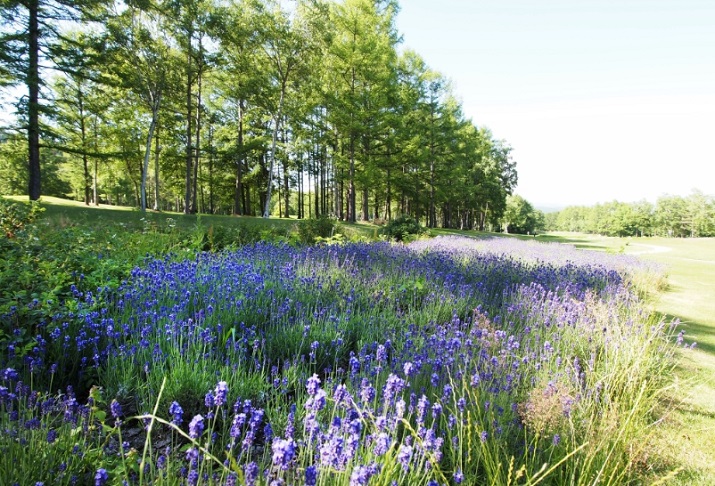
1,0,517,228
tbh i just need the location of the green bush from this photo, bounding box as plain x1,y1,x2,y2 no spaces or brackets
381,214,426,242
297,215,336,244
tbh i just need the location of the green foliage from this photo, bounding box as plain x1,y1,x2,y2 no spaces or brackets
548,190,715,238
297,215,337,244
501,194,543,235
380,214,427,242
204,222,263,250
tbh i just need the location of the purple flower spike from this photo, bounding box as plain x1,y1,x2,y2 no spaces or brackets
454,469,464,484
305,465,318,486
169,401,184,425
244,461,259,486
214,381,229,407
110,399,122,419
306,374,321,396
205,390,215,408
189,414,204,439
350,464,378,486
94,468,108,486
271,437,296,470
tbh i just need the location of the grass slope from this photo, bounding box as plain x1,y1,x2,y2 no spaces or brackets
632,237,715,484
3,195,376,240
546,233,715,483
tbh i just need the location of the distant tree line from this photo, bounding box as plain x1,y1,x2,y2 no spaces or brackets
544,190,715,237
0,0,517,229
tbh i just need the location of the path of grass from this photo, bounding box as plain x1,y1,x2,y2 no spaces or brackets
546,233,715,483
630,237,715,484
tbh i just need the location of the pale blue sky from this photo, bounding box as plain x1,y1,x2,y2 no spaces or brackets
396,0,715,208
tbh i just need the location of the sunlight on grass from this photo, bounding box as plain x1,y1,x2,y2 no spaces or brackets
545,233,715,484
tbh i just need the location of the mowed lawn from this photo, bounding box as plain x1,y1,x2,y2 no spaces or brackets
549,233,715,484
632,237,715,484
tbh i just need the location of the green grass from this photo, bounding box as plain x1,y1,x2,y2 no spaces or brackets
542,232,715,484
4,195,377,241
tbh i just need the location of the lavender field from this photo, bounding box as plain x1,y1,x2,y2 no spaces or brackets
1,236,682,485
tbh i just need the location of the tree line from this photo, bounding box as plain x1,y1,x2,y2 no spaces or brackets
0,0,517,229
544,190,715,237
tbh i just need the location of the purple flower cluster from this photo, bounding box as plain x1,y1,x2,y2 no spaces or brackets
0,237,680,484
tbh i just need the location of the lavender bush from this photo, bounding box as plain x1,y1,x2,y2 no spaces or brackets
0,236,682,484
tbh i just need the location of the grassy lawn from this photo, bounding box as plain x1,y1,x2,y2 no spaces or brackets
3,195,376,240
631,237,715,484
544,232,715,483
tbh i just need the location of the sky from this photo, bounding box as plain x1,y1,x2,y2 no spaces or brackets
395,0,715,209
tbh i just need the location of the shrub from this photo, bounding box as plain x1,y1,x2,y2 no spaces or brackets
381,214,426,242
297,215,336,244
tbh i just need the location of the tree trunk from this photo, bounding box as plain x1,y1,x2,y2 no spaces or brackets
208,124,214,214
93,117,98,205
385,167,391,220
362,187,369,221
27,0,41,200
264,87,285,218
140,111,157,211
191,54,202,214
184,48,193,214
234,101,244,215
282,128,290,218
153,122,161,211
77,86,91,205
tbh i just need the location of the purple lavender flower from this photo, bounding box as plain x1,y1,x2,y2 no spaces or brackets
319,435,344,468
214,381,229,407
306,388,326,412
432,402,443,419
187,469,199,486
306,374,321,396
349,355,360,376
169,401,183,425
360,378,375,405
373,432,391,456
376,344,387,363
454,469,464,483
110,399,122,420
205,390,215,408
244,462,259,486
2,368,19,381
350,464,378,486
305,465,318,486
189,414,204,439
225,472,238,486
383,374,405,405
94,468,108,486
231,413,247,439
397,443,413,472
186,446,200,463
403,362,413,377
271,437,296,470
